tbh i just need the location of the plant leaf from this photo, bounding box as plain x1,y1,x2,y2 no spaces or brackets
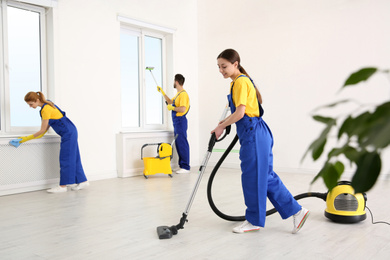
343,146,361,164
311,162,343,191
359,101,390,149
361,117,390,149
351,152,381,193
338,116,354,139
346,112,372,140
312,99,351,112
301,119,335,162
312,138,327,160
343,67,377,87
311,117,336,160
324,162,344,190
327,147,343,158
334,161,345,175
312,115,336,124
311,162,330,185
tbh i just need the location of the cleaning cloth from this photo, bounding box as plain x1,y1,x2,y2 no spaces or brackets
9,138,22,148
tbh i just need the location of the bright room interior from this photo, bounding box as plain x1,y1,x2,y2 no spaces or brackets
0,0,389,259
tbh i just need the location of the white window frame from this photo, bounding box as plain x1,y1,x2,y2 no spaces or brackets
0,0,48,134
119,16,175,132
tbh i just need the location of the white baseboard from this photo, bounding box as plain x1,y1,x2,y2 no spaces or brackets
87,170,118,181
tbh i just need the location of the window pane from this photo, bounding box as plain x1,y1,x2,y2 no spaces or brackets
144,36,163,125
8,6,41,127
120,31,140,128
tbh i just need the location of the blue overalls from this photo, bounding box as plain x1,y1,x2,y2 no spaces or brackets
172,91,190,170
229,75,301,227
40,104,88,186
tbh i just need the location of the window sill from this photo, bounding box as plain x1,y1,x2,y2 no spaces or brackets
0,134,60,144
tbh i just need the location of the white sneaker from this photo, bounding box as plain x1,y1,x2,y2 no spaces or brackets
292,207,310,234
71,181,90,191
232,220,260,234
47,186,67,193
176,168,190,174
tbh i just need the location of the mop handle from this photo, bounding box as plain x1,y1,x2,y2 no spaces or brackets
148,70,160,87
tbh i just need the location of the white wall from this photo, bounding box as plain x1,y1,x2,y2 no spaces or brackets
6,0,389,190
50,0,199,180
198,0,390,178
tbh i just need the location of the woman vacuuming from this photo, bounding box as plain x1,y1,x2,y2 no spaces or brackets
16,92,89,193
211,49,309,234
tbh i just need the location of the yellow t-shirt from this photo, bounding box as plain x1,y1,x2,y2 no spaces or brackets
173,90,190,117
41,104,63,120
231,74,260,117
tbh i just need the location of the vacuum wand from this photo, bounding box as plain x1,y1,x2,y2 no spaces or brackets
156,105,231,239
156,135,215,239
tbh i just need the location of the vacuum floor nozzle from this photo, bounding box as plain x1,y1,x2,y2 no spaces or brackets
157,226,172,239
157,225,178,239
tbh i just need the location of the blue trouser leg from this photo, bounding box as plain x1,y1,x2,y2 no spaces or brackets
173,116,190,170
59,134,74,185
75,143,87,184
267,171,301,219
54,118,87,186
237,117,301,227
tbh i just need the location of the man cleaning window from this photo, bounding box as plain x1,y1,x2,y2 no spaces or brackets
157,74,190,174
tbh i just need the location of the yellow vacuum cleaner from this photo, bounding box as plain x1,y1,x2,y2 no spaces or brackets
324,181,367,223
141,136,177,179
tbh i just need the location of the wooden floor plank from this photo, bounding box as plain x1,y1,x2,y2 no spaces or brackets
0,168,389,259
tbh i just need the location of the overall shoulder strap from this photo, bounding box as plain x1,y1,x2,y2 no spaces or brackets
173,90,187,102
48,100,66,116
230,75,264,117
230,75,247,93
39,103,47,118
173,90,190,116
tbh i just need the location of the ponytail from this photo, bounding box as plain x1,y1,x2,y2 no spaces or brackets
255,86,263,104
238,64,250,78
239,65,263,104
24,91,55,108
218,49,263,104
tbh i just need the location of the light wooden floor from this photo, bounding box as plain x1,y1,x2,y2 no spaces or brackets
1,168,389,260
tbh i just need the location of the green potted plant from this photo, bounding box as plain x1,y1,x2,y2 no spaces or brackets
303,67,390,193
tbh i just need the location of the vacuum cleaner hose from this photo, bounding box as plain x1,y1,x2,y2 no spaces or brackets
206,134,327,221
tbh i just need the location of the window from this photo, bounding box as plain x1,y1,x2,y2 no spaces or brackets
120,29,140,128
0,0,48,133
119,17,175,131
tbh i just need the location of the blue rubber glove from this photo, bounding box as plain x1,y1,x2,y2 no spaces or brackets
9,138,22,148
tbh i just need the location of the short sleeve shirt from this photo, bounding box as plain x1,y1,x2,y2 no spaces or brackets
41,104,63,120
231,75,260,117
173,90,190,117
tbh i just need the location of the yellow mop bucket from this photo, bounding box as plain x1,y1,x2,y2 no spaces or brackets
141,136,176,179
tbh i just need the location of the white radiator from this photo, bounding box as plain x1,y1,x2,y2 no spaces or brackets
0,136,61,196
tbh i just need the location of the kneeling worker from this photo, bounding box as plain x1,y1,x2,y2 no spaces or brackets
157,74,190,174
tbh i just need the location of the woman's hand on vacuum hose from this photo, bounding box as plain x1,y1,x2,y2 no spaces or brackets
211,125,225,140
212,105,245,140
